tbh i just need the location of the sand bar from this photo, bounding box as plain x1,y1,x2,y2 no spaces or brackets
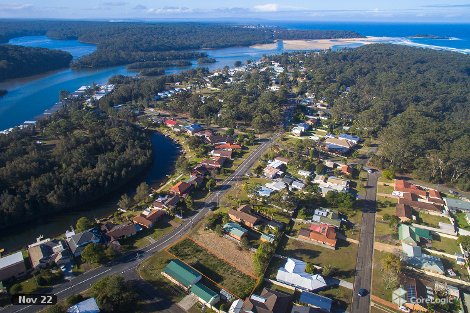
251,37,392,50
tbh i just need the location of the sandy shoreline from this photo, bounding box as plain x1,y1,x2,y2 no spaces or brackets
251,37,389,50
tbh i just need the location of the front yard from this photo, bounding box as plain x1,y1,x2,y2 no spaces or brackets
416,212,451,228
430,233,461,255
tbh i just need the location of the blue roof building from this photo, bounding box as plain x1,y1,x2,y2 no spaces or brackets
184,124,203,134
299,291,333,312
338,134,361,144
223,222,248,240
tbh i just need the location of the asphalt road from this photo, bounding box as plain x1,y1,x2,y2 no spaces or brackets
1,135,277,313
351,171,380,313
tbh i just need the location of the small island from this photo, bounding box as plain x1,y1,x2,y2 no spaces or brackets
197,57,217,65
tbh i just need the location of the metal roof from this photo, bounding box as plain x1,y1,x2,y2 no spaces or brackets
0,252,24,269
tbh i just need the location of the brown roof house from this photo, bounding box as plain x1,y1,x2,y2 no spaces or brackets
298,224,337,248
28,238,72,269
228,205,260,228
201,157,227,169
133,209,166,229
396,203,413,222
170,181,193,196
242,288,292,313
103,222,137,240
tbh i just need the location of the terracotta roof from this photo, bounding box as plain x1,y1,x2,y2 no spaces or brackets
398,198,443,213
146,209,166,223
170,181,192,195
396,204,413,219
428,189,441,199
308,223,337,246
133,215,153,228
201,157,227,168
394,180,427,197
214,143,242,150
164,119,178,126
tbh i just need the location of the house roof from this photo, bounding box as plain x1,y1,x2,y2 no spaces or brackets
394,180,427,197
242,288,292,313
133,215,153,228
162,259,201,288
229,206,259,225
405,253,445,275
324,138,354,148
211,149,232,158
164,119,178,126
428,189,441,199
299,292,332,312
69,231,98,247
171,181,192,195
396,204,413,219
398,197,443,213
275,157,289,164
223,222,248,238
66,297,100,313
445,198,470,212
214,143,242,150
190,281,218,303
0,252,24,269
106,222,137,239
338,134,360,142
398,224,432,244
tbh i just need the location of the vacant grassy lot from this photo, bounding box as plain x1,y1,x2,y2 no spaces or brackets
377,184,394,195
416,213,450,228
376,196,397,217
122,217,178,249
192,227,256,275
430,233,460,255
280,236,358,282
220,177,270,208
168,238,257,298
371,250,392,301
318,286,353,312
374,219,399,246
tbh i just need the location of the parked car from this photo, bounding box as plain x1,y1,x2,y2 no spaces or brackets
358,288,368,297
399,305,410,312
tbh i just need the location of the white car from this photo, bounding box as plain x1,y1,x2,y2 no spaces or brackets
399,306,410,313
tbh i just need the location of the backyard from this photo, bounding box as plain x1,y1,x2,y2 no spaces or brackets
167,238,257,298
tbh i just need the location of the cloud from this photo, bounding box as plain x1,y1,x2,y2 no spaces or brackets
422,3,470,7
253,3,280,12
146,6,193,14
103,1,127,6
0,3,33,11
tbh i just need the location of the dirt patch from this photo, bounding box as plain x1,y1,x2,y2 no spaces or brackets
192,227,256,276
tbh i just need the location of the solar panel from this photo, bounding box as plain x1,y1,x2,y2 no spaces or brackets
406,284,417,301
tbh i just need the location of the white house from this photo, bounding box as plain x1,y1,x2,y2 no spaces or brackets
276,258,327,291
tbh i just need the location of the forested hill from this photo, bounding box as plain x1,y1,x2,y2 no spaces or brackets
0,104,152,230
271,45,470,190
0,20,362,69
0,45,72,82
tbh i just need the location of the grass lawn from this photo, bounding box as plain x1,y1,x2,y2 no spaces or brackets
415,213,450,228
122,217,178,249
377,184,394,195
372,250,393,301
374,219,399,246
376,196,397,217
279,236,358,282
430,233,461,255
454,212,470,231
167,238,257,298
440,256,470,282
318,286,353,313
220,177,269,208
138,251,186,302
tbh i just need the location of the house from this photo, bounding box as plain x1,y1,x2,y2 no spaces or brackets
338,134,361,144
298,224,337,248
265,181,287,191
398,224,432,246
314,176,349,196
398,194,443,213
0,252,26,281
260,233,276,243
133,209,165,229
445,197,470,213
214,143,242,150
324,137,354,154
275,157,289,165
428,189,444,205
264,166,282,179
184,124,203,135
161,259,202,291
190,282,220,306
312,209,342,228
66,297,100,313
402,244,445,275
393,180,427,198
276,258,327,291
228,205,260,228
170,181,193,196
67,231,101,257
186,176,204,188
205,135,233,145
210,149,232,159
298,291,333,312
229,299,244,313
298,170,312,178
164,119,178,128
396,204,413,222
242,288,292,313
28,238,71,269
340,165,353,176
258,186,274,197
298,123,310,132
291,181,306,190
223,222,248,241
201,157,227,169
268,159,287,170
392,287,407,307
103,222,137,240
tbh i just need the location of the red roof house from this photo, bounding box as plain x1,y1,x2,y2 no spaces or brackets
164,119,178,127
170,181,193,196
394,180,427,198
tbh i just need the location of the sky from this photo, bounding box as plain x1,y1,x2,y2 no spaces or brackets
0,0,470,22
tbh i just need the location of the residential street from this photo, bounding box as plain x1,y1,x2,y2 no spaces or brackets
0,136,277,313
351,171,380,313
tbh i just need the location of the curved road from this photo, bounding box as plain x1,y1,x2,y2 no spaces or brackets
1,135,277,313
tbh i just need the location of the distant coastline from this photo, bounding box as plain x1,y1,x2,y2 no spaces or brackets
409,34,451,40
251,37,384,50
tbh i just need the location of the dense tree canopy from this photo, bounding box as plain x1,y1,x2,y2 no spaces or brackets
0,45,72,82
0,104,152,230
270,45,470,190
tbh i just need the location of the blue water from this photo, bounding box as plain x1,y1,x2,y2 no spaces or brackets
273,22,470,52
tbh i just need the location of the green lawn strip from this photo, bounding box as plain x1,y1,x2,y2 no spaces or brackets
138,250,187,302
122,217,176,249
374,219,399,246
430,233,460,255
440,256,470,281
454,212,470,230
415,212,450,228
372,250,393,301
376,196,397,217
377,184,394,195
318,285,352,312
168,238,256,298
280,237,358,282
